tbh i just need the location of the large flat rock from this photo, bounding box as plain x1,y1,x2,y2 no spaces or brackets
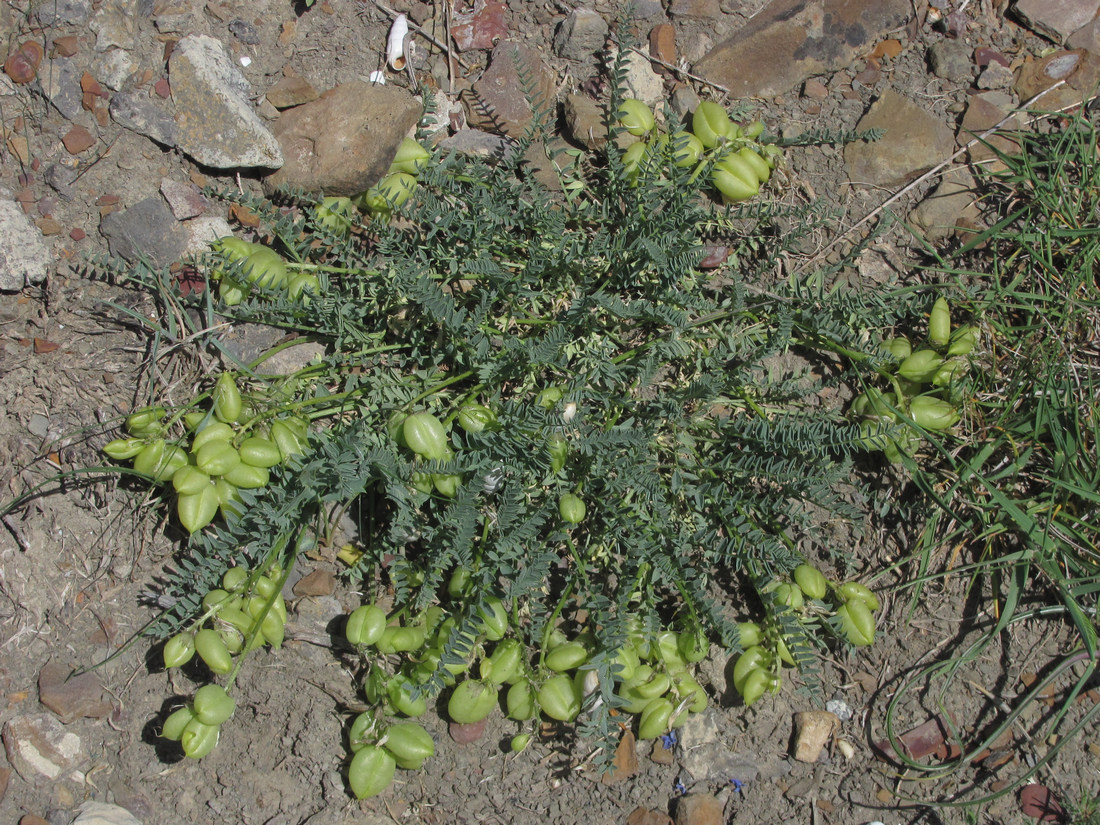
844,88,955,187
692,0,909,98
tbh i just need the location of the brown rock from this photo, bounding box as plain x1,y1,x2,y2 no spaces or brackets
36,218,62,236
843,88,955,186
693,0,908,97
5,41,43,84
958,91,1024,164
674,793,723,825
463,41,557,139
448,718,487,744
80,71,106,98
292,568,336,597
20,815,50,825
264,75,319,109
649,23,676,66
1015,50,1085,100
599,730,639,784
626,808,674,825
62,125,95,154
802,77,829,100
650,738,675,764
265,81,421,196
669,0,721,17
51,36,79,58
38,662,114,723
791,710,838,763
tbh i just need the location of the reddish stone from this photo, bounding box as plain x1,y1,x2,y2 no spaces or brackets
70,228,86,241
4,42,43,84
51,35,79,58
80,71,106,98
62,125,95,154
451,0,507,52
974,46,1009,68
154,77,171,98
1019,784,1066,823
802,77,829,99
448,718,487,744
94,104,109,128
96,194,120,206
649,23,676,66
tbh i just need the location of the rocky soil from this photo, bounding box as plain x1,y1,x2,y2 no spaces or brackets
2,1,1100,824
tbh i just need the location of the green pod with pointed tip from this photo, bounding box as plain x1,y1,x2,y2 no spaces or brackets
929,297,951,347
348,745,395,799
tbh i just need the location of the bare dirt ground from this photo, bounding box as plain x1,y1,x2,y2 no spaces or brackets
1,1,1098,823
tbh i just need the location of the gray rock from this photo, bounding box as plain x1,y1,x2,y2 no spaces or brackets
73,801,144,825
1,713,85,783
100,196,190,267
958,90,1025,165
45,163,79,200
159,178,208,220
1013,0,1100,44
678,741,762,784
90,0,137,50
621,49,664,106
670,84,701,120
264,81,419,196
463,42,557,139
109,91,178,147
36,58,82,120
33,0,91,25
436,128,513,159
0,189,52,290
927,39,973,82
669,0,722,18
229,19,261,45
99,48,135,91
552,8,609,61
843,88,955,186
976,61,1015,90
693,0,909,97
170,34,283,169
183,215,233,257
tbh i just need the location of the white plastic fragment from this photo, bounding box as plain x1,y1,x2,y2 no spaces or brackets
368,70,386,85
239,56,251,67
387,14,409,71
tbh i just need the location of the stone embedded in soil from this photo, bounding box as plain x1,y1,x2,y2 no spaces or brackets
669,0,722,18
264,75,320,109
791,710,839,763
264,81,419,196
2,713,85,783
674,792,724,825
34,0,91,26
90,0,137,50
109,90,178,148
620,49,665,106
598,730,639,784
1015,49,1100,110
563,93,609,149
677,741,763,784
976,62,1016,90
958,91,1025,164
448,718,487,744
99,195,189,267
62,125,95,154
552,8,609,61
169,34,283,169
692,0,909,97
37,57,82,120
38,662,114,724
99,49,135,91
159,178,207,220
1067,19,1100,54
626,807,674,825
843,88,955,186
927,39,973,82
0,189,53,290
452,0,508,52
72,801,144,825
1013,0,1100,45
463,41,556,139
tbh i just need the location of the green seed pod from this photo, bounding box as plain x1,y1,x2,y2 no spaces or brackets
837,599,875,646
476,596,509,642
180,718,220,759
432,472,461,497
485,638,524,685
537,674,581,722
692,101,736,148
238,436,282,468
947,325,979,357
738,666,770,706
558,493,587,524
448,679,498,724
172,465,212,496
286,272,321,304
387,675,428,718
909,395,960,431
402,411,450,461
177,485,220,534
928,297,951,347
222,566,247,592
732,646,773,695
348,745,396,799
382,721,435,770
192,684,236,726
195,440,241,477
214,479,246,521
615,98,656,136
545,640,589,673
457,403,498,434
638,697,674,740
792,564,828,600
220,462,269,489
736,621,762,648
190,421,235,452
163,632,196,669
124,406,166,436
161,705,196,741
314,196,355,235
712,165,759,203
547,433,568,473
213,373,243,424
881,337,912,360
836,581,881,611
348,710,377,752
773,582,804,610
241,247,288,289
677,629,709,663
897,350,944,383
194,628,233,675
621,140,648,181
361,172,417,217
506,681,538,721
270,420,304,462
670,130,704,167
931,359,963,389
388,137,431,176
346,604,387,646
510,733,531,752
103,437,146,460
735,146,772,184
